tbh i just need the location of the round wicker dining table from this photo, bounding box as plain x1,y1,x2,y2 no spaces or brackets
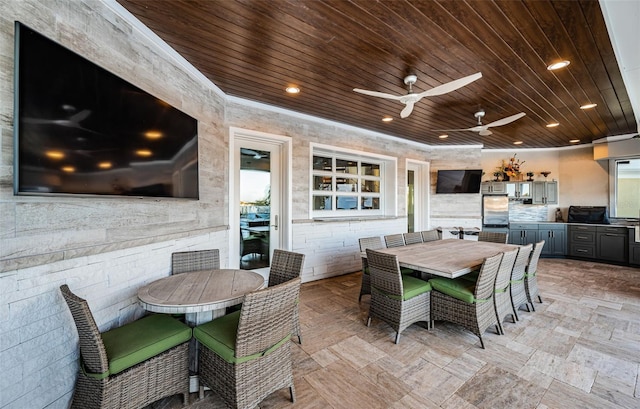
138,269,265,325
137,269,265,395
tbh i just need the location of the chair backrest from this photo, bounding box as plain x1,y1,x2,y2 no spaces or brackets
527,240,545,275
366,249,403,298
403,232,423,245
511,244,533,282
478,231,508,244
384,234,406,248
494,249,519,292
235,277,301,358
171,249,220,274
268,249,305,287
474,253,503,301
59,285,109,375
358,236,385,252
421,229,441,242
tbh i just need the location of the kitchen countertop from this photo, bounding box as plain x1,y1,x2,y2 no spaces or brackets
511,220,639,228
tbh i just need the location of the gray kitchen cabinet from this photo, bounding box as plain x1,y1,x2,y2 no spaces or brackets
538,223,566,256
506,182,532,199
532,181,558,204
629,228,640,266
568,224,596,258
596,226,628,263
481,182,506,194
509,223,538,246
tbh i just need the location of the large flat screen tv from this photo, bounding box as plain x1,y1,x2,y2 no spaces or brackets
435,169,482,194
13,22,199,199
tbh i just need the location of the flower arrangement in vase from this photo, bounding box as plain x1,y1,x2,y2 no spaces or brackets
496,154,525,181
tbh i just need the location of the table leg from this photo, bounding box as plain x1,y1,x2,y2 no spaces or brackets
185,309,225,396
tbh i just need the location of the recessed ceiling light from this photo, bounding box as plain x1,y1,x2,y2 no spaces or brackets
98,162,112,169
580,103,597,109
546,122,560,128
45,150,64,159
547,60,570,70
382,116,393,122
285,86,300,94
569,139,580,143
513,141,523,145
438,134,448,139
61,166,75,173
145,130,163,139
136,149,152,157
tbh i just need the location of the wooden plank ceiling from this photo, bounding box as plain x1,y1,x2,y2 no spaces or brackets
119,0,636,149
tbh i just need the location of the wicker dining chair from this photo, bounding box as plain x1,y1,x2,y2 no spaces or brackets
365,249,432,344
525,240,545,311
478,231,509,244
358,236,385,302
420,229,441,242
171,248,220,274
59,285,191,409
509,243,533,319
429,252,503,349
403,231,423,245
268,249,305,343
384,234,406,248
194,278,301,409
492,248,519,335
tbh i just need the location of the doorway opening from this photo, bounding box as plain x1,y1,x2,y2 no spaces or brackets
229,128,292,274
240,149,271,269
407,160,431,232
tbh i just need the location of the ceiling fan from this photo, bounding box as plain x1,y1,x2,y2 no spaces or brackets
353,72,482,119
23,109,99,134
436,109,526,136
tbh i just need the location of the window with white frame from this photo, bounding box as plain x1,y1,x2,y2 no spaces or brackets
612,158,640,218
311,145,396,217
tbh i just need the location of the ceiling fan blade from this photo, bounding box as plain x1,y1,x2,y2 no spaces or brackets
69,109,91,123
486,112,526,128
353,88,403,101
400,101,415,118
419,72,482,98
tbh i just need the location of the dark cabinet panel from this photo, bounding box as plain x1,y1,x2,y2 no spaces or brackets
568,225,596,258
539,225,566,256
630,229,640,266
596,227,628,263
508,224,538,246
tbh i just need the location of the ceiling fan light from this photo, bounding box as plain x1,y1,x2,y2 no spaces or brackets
546,122,560,128
580,103,597,109
285,86,300,94
547,60,570,70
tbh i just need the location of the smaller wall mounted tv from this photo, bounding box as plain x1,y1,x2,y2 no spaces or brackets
435,169,482,194
13,22,199,199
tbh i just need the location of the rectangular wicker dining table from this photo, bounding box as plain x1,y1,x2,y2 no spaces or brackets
363,239,519,278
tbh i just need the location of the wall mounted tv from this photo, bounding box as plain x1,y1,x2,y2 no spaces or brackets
435,169,482,194
13,22,199,199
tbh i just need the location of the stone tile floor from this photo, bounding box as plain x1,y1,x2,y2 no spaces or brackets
151,258,640,408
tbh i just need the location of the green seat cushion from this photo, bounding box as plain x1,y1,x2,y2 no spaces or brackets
101,314,192,376
373,275,431,301
401,267,415,275
429,277,488,304
193,311,290,364
524,271,537,278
